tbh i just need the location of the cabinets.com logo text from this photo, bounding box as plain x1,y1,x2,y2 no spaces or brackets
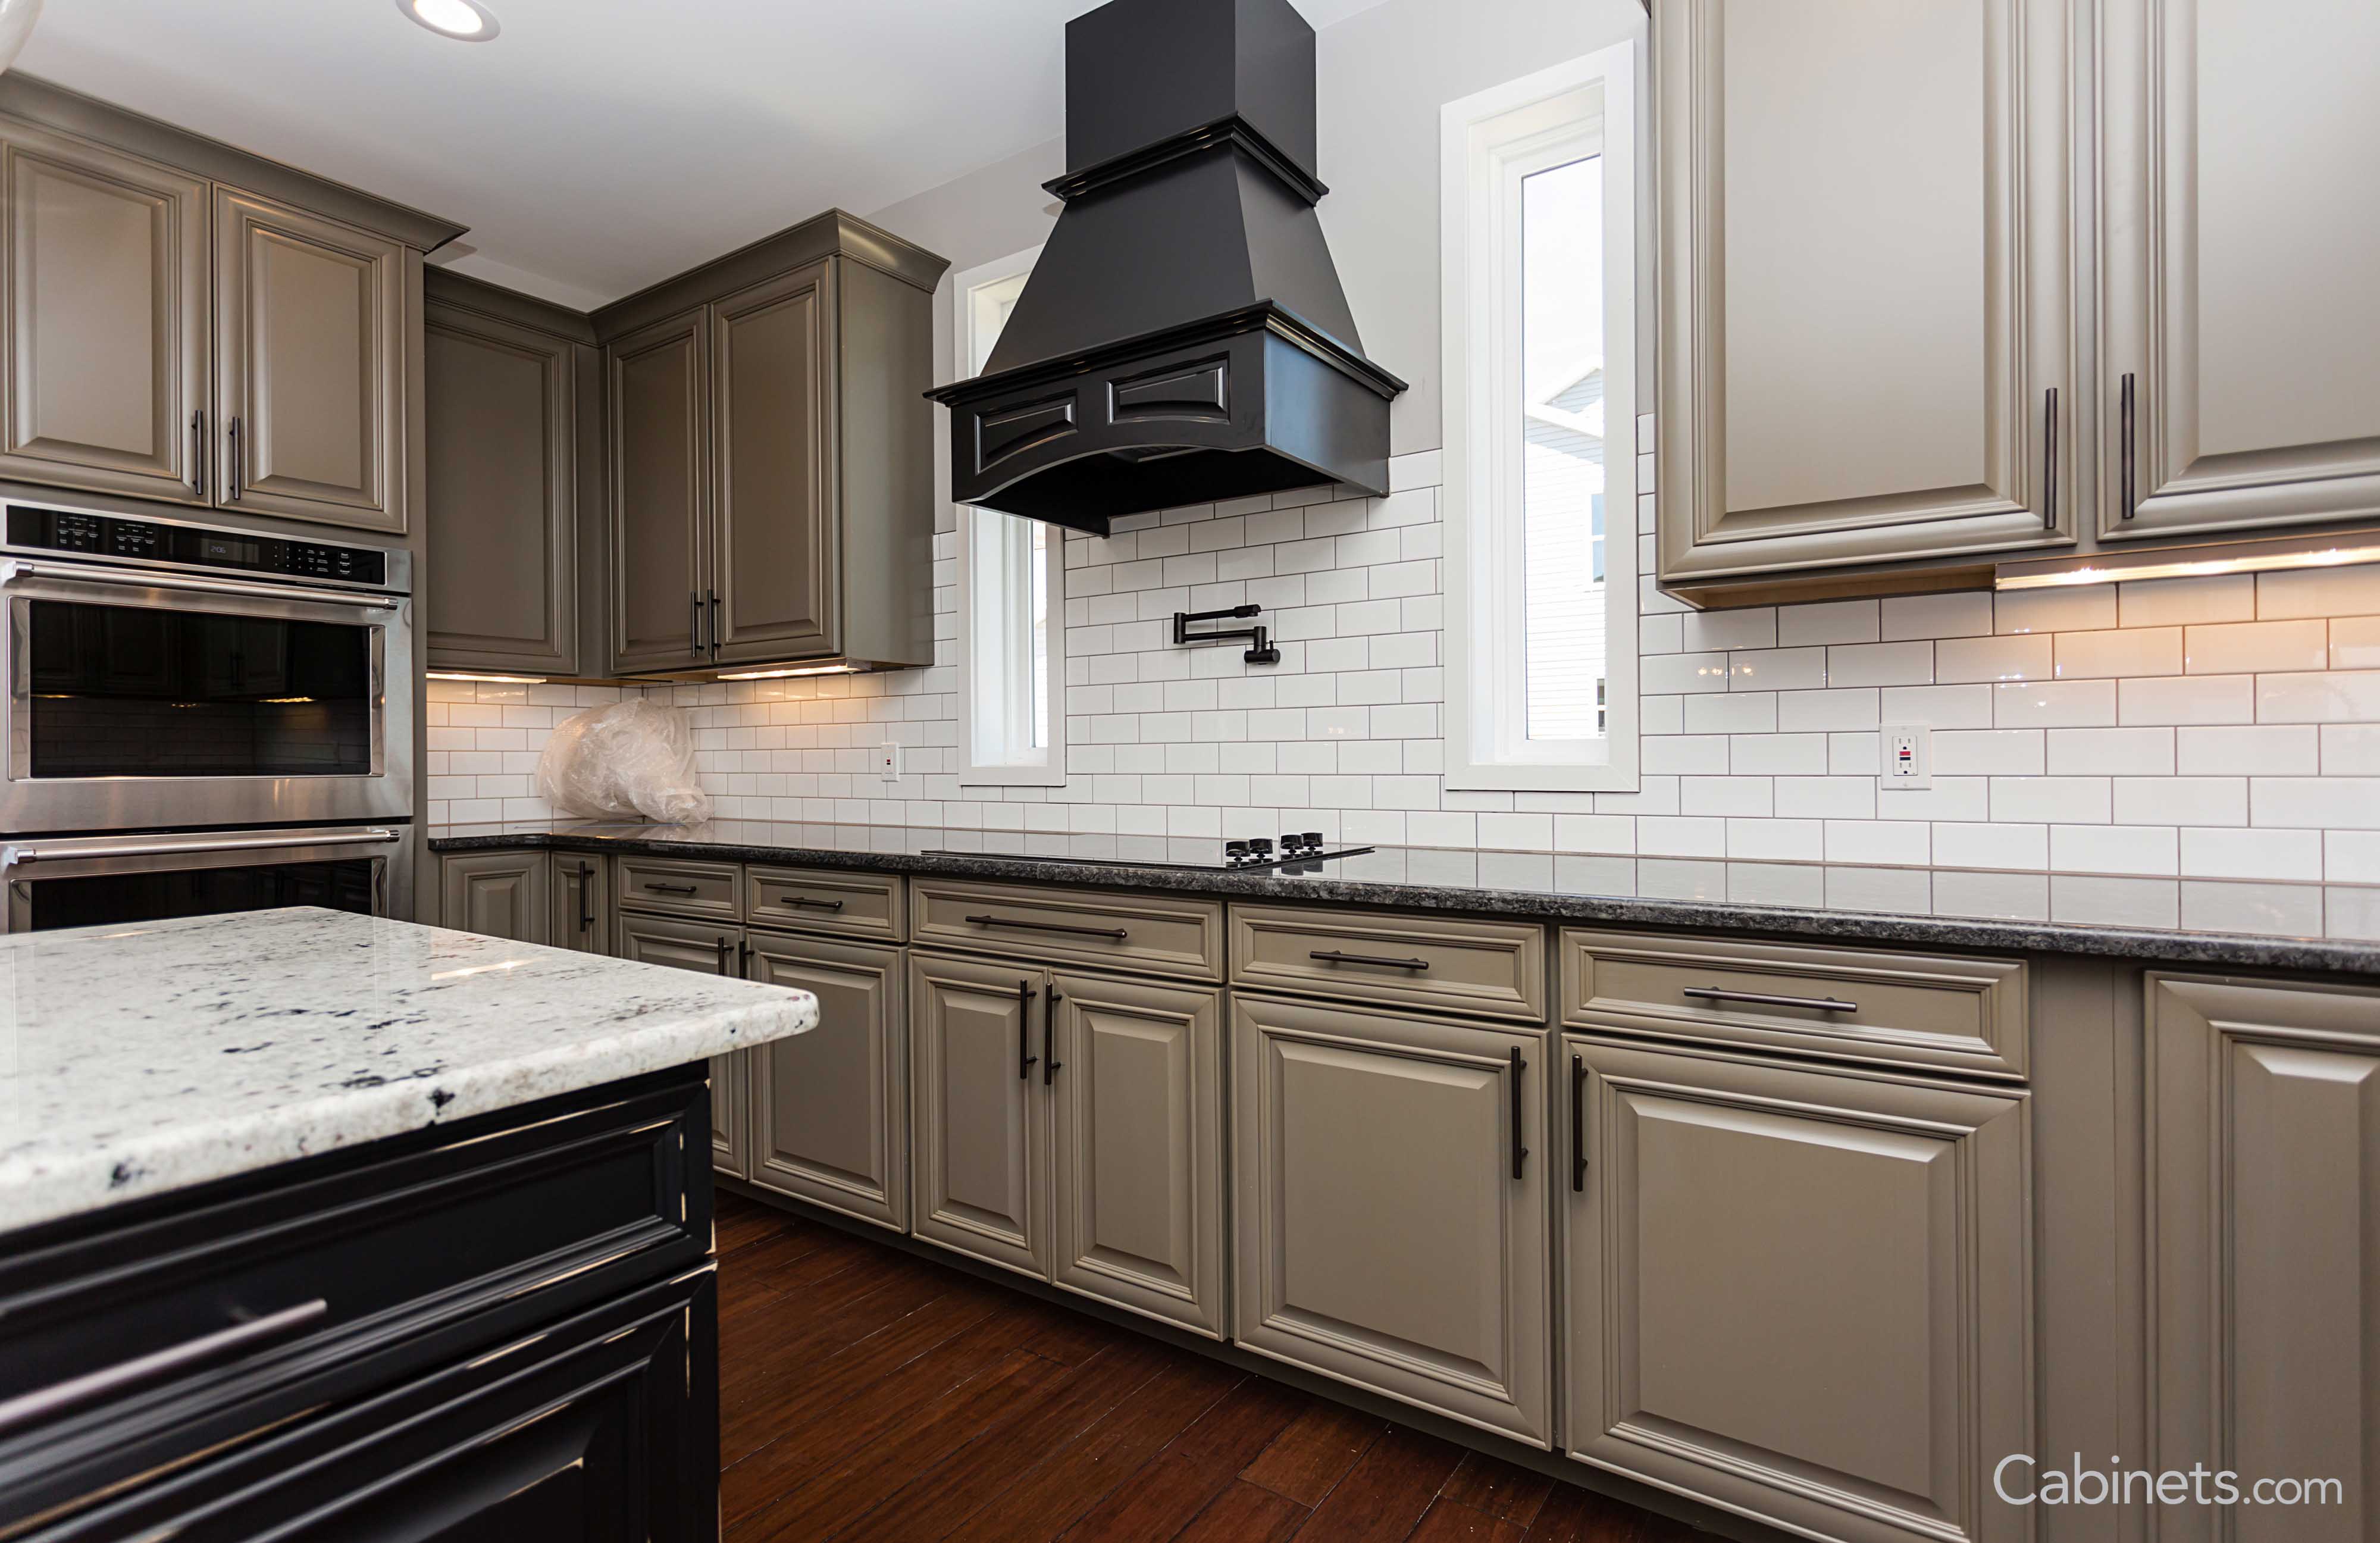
1995,1455,2344,1508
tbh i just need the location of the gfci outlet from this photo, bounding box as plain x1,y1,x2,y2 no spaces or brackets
1880,725,1931,790
877,742,902,783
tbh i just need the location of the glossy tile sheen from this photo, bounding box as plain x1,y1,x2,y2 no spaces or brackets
0,908,818,1235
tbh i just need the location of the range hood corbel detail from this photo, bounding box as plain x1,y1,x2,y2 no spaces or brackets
926,0,1407,537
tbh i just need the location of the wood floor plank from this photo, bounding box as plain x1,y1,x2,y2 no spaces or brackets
825,1338,1178,1543
1239,1402,1389,1508
945,1357,1248,1543
1057,1376,1311,1543
1406,1497,1529,1543
731,1347,1070,1542
713,1192,781,1254
1437,1451,1555,1526
1021,1298,1132,1366
1518,1483,1702,1542
1170,1479,1311,1543
1290,1426,1465,1543
720,1298,1048,1525
720,1251,948,1407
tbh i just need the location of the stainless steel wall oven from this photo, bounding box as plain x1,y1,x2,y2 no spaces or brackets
0,825,412,934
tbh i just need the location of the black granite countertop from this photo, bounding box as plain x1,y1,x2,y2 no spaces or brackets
427,821,2380,978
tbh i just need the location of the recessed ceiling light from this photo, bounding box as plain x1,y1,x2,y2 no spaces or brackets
397,0,499,41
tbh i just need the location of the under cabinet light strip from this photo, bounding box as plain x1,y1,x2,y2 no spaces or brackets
1996,533,2380,590
716,663,862,680
426,671,547,684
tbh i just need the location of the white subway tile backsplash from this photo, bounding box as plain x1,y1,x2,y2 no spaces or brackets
2258,565,2380,620
1825,819,1929,866
2177,725,2320,776
1933,869,2050,921
2113,776,2249,828
1825,641,1934,687
1937,634,2050,684
2331,615,2380,671
1641,652,1733,694
2052,874,2179,929
1880,684,1995,728
2181,826,2324,881
2257,669,2380,724
2181,880,2325,938
1681,608,1777,652
2249,777,2380,830
1778,688,1882,732
1729,647,1827,692
2056,627,2181,680
2119,574,2256,629
1826,865,1933,915
1777,599,1881,646
2184,619,2329,675
1931,821,2049,871
1996,679,2119,728
1997,586,2115,636
1883,592,1994,640
1991,776,2112,824
2050,824,2178,877
2119,674,2255,726
1728,862,1827,907
1727,818,1823,861
2046,727,2175,777
1934,730,2045,776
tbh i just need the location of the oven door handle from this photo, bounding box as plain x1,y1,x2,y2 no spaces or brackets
0,558,401,612
5,828,402,865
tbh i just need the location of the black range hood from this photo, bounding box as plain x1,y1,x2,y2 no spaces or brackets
927,0,1406,537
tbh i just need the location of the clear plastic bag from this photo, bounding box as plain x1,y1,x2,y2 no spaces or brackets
534,700,713,825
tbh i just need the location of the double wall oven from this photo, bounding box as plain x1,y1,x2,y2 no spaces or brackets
0,497,415,931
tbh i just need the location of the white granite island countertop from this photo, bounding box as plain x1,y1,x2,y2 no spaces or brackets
0,906,819,1235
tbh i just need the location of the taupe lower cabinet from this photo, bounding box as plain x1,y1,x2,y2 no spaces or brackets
439,850,552,946
1654,0,2078,589
549,854,610,955
910,950,1226,1338
745,930,908,1232
2099,0,2380,540
0,109,418,531
615,909,748,1182
1232,993,1550,1445
424,273,594,676
2146,975,2380,1543
597,211,944,674
1566,1038,2032,1543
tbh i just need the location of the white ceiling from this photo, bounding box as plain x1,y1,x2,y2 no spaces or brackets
15,0,1391,311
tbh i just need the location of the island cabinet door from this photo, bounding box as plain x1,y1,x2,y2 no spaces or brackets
744,930,907,1232
27,1270,717,1543
0,121,210,505
1047,972,1225,1338
1654,0,2081,586
617,912,748,1181
547,854,610,956
1565,1037,2033,1543
1231,994,1551,1447
2146,976,2380,1543
439,850,551,944
909,951,1048,1280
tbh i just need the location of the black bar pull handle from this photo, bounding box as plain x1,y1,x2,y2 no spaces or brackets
778,896,845,912
575,862,594,932
1509,1047,1529,1181
1308,950,1429,971
189,408,205,496
644,881,699,896
1571,1054,1589,1193
713,936,729,974
226,416,242,501
1043,988,1062,1086
2042,386,2059,530
707,589,721,660
1017,979,1039,1079
2119,372,2137,519
737,937,753,976
690,590,703,658
964,913,1129,941
1681,986,1858,1013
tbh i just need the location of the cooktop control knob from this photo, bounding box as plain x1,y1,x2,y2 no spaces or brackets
1223,841,1249,866
1301,832,1324,850
1247,838,1274,859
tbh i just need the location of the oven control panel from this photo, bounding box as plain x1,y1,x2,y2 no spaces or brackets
5,505,391,588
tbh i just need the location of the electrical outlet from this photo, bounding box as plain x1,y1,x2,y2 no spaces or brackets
877,742,902,783
1880,725,1931,790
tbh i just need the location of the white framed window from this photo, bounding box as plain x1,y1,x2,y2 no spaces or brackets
952,244,1066,785
1441,40,1639,793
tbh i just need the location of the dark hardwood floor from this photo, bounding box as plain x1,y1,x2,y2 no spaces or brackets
715,1190,1710,1543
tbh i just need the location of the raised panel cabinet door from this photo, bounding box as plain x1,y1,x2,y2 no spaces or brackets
710,259,838,665
607,306,709,673
0,120,208,504
2147,976,2380,1543
423,300,578,675
1048,972,1225,1338
548,854,610,956
212,187,404,530
2099,0,2380,539
908,951,1048,1280
1655,0,2080,585
617,912,748,1181
746,931,908,1232
438,850,552,944
1232,994,1550,1445
1566,1037,2033,1543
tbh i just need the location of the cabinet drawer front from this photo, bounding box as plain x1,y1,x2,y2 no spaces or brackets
911,880,1222,981
0,1072,709,1529
1559,929,2027,1079
1567,1038,2031,1543
746,866,904,941
1232,993,1551,1446
617,856,740,920
1232,905,1546,1023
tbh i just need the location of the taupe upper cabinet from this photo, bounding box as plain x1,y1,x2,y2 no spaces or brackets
424,275,591,676
0,82,460,533
1567,1037,2032,1543
2099,0,2380,540
214,190,404,528
2147,975,2380,1543
0,120,208,504
597,211,945,675
1655,0,2080,592
710,260,835,665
